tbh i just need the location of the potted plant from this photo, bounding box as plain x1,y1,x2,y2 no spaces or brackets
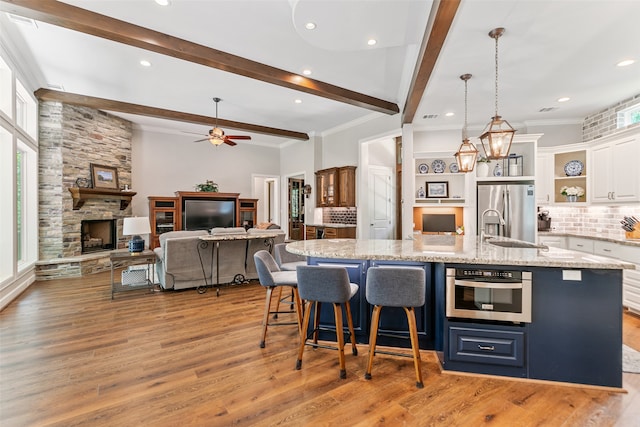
195,180,219,192
560,185,584,202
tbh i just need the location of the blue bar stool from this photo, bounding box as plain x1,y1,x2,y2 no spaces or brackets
295,265,359,379
364,266,426,388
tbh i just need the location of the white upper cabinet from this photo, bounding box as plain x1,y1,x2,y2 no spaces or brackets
590,132,640,204
535,149,553,204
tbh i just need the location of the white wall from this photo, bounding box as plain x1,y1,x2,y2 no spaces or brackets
279,136,317,232
131,128,280,217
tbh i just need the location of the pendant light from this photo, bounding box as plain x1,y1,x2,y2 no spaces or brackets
455,73,479,172
479,27,515,160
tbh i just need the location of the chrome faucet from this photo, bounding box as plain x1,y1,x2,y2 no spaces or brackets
480,208,505,241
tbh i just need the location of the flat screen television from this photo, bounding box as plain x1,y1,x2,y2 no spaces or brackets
422,213,456,233
183,199,236,230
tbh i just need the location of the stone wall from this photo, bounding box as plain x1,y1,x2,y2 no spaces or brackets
582,93,640,142
37,102,133,279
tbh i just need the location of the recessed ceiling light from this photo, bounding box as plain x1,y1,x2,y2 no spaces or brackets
617,59,635,67
305,22,316,30
557,97,570,103
294,99,302,104
140,60,152,67
445,112,454,117
302,69,312,76
367,39,377,46
155,0,170,6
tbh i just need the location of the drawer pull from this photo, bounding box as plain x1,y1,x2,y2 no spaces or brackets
478,345,495,351
603,249,611,252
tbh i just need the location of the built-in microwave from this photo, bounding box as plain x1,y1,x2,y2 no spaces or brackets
446,268,532,323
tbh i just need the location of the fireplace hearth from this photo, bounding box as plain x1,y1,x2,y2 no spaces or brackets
81,219,117,254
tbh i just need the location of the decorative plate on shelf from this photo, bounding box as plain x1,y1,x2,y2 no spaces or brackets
418,163,429,174
564,160,584,176
432,159,446,174
449,163,459,173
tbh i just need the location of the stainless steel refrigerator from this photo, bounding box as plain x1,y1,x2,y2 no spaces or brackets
477,181,536,243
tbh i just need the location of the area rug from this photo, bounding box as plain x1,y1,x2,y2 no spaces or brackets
623,345,640,374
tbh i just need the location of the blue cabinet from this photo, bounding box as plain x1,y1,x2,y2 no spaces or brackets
306,257,439,350
307,258,368,341
444,319,527,378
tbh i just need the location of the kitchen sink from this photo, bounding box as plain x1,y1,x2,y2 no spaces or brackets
487,239,548,249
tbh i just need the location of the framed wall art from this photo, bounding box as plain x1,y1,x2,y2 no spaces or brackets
90,163,119,190
426,181,448,198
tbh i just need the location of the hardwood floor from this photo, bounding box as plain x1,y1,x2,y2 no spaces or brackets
1,271,639,426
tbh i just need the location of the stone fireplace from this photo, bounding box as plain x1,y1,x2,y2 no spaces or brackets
81,219,117,253
36,102,134,279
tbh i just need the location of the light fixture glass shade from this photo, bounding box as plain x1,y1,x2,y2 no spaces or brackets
122,217,151,252
209,127,225,146
479,115,515,159
455,139,479,172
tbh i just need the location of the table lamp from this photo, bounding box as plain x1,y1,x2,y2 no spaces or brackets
123,216,151,253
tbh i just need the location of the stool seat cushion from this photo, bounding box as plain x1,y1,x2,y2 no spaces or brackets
296,265,358,303
366,267,425,307
280,261,307,271
271,270,298,286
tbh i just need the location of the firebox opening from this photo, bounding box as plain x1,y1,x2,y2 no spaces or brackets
81,219,117,254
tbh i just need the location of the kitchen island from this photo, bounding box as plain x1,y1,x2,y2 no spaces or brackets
286,235,634,388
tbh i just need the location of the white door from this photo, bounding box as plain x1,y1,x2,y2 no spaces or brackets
368,166,393,239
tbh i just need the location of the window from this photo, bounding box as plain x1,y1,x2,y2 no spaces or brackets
0,55,11,119
16,139,37,269
617,102,640,128
15,80,37,139
0,126,13,283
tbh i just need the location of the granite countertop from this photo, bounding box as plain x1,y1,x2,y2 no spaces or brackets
538,231,640,248
286,235,635,270
305,223,356,228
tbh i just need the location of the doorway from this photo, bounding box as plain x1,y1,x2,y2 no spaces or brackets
288,177,305,240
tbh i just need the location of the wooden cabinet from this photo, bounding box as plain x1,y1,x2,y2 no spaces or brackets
316,167,337,207
590,134,640,203
324,227,356,239
316,166,356,207
305,225,317,240
239,198,258,229
148,196,178,249
305,225,355,240
338,166,356,207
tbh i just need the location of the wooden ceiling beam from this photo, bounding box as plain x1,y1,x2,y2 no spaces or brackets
35,89,310,141
1,0,399,116
402,0,461,124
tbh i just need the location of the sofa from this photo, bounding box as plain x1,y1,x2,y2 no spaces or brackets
154,227,285,290
154,230,212,290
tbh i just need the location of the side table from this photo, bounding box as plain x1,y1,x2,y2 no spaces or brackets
110,248,156,299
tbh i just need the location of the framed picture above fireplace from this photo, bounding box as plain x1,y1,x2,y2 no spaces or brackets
90,163,119,190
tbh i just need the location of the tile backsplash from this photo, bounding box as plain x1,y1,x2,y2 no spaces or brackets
538,205,639,239
323,207,357,225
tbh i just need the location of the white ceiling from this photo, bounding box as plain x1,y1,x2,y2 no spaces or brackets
2,0,639,146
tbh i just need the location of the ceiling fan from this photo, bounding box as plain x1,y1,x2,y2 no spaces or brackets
194,97,251,146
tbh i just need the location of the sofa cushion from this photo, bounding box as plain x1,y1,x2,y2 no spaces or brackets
210,227,247,235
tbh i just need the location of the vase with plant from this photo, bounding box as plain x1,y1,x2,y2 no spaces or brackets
560,185,584,202
476,156,491,177
195,180,219,192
